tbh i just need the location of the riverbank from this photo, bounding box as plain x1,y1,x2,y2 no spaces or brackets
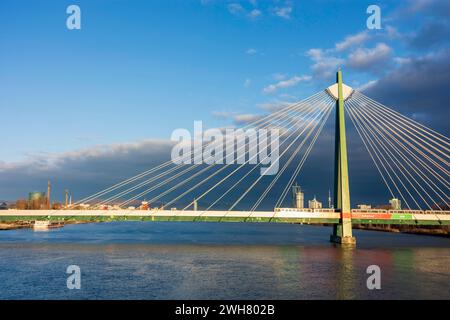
0,221,32,230
353,224,450,237
0,220,93,230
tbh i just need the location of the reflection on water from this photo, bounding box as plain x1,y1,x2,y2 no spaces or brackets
0,222,449,299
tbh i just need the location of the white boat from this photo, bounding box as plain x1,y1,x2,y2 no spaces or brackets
33,220,51,230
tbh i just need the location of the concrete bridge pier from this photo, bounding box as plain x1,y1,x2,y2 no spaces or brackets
329,70,356,246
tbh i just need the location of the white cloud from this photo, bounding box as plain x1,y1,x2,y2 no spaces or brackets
306,48,344,80
335,31,370,51
221,1,296,21
394,56,412,65
306,40,393,79
305,29,403,80
212,111,232,119
212,111,261,125
248,9,262,18
347,43,393,71
363,48,450,130
7,139,173,172
385,25,402,39
272,73,286,81
263,75,311,94
0,139,176,200
257,100,292,112
227,3,262,19
246,48,258,55
227,3,245,15
244,78,251,87
306,48,324,61
233,113,261,124
273,6,293,19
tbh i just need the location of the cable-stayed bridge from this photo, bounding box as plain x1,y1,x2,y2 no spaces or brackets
2,71,449,244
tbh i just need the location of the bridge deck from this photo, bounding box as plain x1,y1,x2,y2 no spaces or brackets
1,209,450,226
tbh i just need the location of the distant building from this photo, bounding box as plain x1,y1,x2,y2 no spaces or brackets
28,191,47,209
0,202,8,210
193,198,198,211
140,201,149,210
328,190,333,209
389,198,402,210
308,196,322,209
292,183,304,209
357,204,372,210
28,191,46,202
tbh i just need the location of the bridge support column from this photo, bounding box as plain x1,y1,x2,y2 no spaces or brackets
330,70,356,245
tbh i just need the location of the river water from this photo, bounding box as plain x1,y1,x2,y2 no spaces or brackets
0,222,449,299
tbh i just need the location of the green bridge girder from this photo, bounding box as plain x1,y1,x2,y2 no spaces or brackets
1,215,449,226
330,70,356,245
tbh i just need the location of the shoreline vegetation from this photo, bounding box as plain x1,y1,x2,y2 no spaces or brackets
0,220,449,238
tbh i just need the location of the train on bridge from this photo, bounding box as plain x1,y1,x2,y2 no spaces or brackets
276,208,450,222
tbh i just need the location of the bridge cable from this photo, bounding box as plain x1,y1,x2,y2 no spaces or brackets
97,92,326,207
190,94,333,213
352,93,450,181
274,99,335,209
262,97,335,211
127,92,329,208
346,99,396,200
162,92,332,210
226,99,334,211
349,98,449,208
354,93,450,170
354,91,450,146
73,91,325,206
346,100,412,209
348,99,429,210
350,95,449,191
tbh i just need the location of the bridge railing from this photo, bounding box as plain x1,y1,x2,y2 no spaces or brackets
276,208,450,215
351,209,450,215
275,208,339,213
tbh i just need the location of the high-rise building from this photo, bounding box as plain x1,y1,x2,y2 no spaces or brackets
357,204,372,209
389,198,402,210
193,198,198,211
140,201,149,210
47,180,51,209
28,191,46,210
328,189,333,209
308,196,322,209
292,183,304,209
65,189,69,208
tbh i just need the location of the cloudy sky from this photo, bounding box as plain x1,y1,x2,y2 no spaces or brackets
0,0,449,207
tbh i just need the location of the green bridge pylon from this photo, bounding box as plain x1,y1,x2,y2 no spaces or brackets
329,70,356,245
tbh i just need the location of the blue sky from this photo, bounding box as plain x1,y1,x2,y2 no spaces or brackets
0,0,449,204
1,0,391,160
